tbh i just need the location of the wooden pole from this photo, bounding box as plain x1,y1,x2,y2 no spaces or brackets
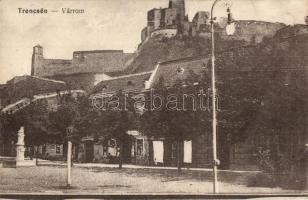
67,140,72,187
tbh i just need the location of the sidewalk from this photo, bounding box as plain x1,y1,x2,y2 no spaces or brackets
37,159,261,174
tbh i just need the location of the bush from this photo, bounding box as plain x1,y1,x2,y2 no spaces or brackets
250,148,292,188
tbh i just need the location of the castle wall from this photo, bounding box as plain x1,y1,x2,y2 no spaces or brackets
162,8,178,27
192,11,209,30
32,48,131,76
181,21,196,37
148,9,162,30
220,21,285,43
34,58,72,77
168,0,185,21
150,28,177,38
72,50,127,74
31,46,134,91
50,73,96,92
141,27,148,42
145,0,185,39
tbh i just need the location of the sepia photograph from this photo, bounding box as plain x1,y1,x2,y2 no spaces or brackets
0,0,307,198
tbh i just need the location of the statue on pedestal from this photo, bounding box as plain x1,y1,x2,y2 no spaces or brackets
17,126,25,145
15,126,35,167
16,126,25,161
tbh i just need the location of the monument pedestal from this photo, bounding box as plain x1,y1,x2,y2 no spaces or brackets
15,127,35,167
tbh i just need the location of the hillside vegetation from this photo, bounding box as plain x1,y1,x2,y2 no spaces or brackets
125,24,308,74
125,35,246,74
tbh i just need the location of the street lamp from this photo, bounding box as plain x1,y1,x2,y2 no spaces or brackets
210,0,235,194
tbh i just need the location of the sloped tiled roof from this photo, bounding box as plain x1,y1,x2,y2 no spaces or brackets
1,75,66,108
92,71,153,94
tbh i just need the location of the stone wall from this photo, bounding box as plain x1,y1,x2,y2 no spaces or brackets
50,72,112,92
32,46,133,78
220,20,286,43
161,8,178,27
141,26,148,42
144,0,185,40
168,0,185,21
192,11,209,30
50,73,95,92
181,21,197,37
150,28,178,38
148,9,162,30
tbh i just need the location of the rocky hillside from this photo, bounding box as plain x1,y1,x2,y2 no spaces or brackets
125,24,307,74
125,34,246,74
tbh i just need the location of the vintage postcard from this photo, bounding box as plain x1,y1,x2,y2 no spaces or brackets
0,0,307,198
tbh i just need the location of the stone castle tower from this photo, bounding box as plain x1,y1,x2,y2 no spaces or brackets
31,45,43,76
169,0,185,21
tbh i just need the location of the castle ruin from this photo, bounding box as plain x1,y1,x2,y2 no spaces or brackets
141,0,285,44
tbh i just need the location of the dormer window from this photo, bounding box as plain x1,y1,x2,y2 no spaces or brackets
177,67,184,74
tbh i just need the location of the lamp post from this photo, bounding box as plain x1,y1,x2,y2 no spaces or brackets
66,126,73,187
210,0,235,193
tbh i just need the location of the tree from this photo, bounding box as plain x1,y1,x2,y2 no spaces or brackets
0,100,50,162
49,93,84,187
0,112,22,156
21,100,49,164
140,72,211,173
215,35,307,184
77,89,139,168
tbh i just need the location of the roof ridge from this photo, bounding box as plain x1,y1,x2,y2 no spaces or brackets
104,71,153,81
31,75,66,84
44,58,72,62
159,55,206,66
73,50,124,54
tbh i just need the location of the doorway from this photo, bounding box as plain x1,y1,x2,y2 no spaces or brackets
85,140,94,163
153,141,164,165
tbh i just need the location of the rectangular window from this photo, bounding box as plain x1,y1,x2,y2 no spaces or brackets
136,139,144,156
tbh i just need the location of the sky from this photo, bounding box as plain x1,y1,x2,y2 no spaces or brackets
0,0,307,84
